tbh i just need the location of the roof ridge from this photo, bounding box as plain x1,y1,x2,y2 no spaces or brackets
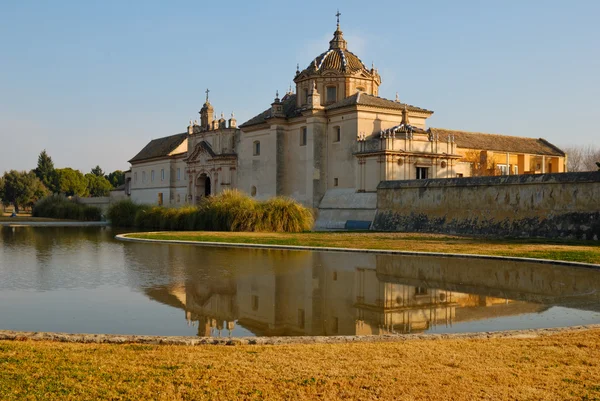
430,127,543,141
538,137,566,156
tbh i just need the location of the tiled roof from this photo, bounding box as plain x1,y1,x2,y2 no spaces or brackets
239,94,302,128
240,93,433,129
429,128,565,156
302,48,368,75
128,133,188,163
326,92,433,114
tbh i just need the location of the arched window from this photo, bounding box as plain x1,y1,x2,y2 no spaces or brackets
253,141,261,156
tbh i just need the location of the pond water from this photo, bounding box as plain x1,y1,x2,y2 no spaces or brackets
1,226,600,338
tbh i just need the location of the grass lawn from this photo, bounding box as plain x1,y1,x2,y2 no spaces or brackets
2,328,600,400
126,231,600,264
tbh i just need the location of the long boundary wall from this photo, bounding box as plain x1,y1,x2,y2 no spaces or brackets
372,172,600,239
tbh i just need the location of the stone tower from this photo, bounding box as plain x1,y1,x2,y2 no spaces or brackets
199,89,214,130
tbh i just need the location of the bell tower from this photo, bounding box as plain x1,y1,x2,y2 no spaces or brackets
199,88,214,130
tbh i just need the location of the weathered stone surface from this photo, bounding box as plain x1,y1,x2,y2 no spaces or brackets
315,188,377,229
373,171,600,238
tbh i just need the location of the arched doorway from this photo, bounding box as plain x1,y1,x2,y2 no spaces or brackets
196,173,211,203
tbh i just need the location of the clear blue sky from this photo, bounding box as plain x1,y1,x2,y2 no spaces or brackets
1,0,598,174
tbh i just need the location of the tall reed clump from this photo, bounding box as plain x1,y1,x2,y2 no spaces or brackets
107,199,148,227
109,190,313,232
259,196,314,232
199,189,261,231
33,194,102,221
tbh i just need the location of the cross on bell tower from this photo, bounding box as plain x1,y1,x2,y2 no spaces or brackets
200,88,214,130
336,10,341,28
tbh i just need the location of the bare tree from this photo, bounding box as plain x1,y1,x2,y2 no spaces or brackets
564,145,600,172
582,146,600,171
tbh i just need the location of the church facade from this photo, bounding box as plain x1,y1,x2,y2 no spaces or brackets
127,17,566,213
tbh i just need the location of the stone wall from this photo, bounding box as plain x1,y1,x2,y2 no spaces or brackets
372,172,600,239
315,188,377,230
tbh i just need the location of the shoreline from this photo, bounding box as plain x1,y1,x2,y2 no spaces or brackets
0,221,109,227
116,232,600,269
2,324,599,346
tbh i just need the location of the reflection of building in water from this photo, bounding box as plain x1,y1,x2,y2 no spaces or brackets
141,249,550,337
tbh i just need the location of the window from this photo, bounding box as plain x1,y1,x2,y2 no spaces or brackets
177,168,181,181
251,186,257,197
334,178,339,187
157,192,163,206
253,140,260,156
334,126,341,142
415,287,428,296
498,164,508,175
177,194,181,203
300,127,307,146
356,87,365,92
513,166,519,175
134,172,137,183
142,171,146,183
303,88,309,104
456,173,464,178
416,167,429,180
252,295,259,311
161,169,165,181
332,271,338,281
151,170,155,182
326,86,337,103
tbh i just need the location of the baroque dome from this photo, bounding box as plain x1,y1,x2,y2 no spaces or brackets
293,16,382,104
305,47,368,75
297,22,372,77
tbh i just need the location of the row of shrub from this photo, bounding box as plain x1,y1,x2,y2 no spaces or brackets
107,190,314,233
33,194,102,221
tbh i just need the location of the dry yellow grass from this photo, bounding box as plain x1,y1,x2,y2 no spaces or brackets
128,231,600,264
2,329,600,400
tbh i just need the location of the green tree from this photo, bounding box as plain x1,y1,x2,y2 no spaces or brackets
0,170,49,213
91,165,105,177
56,168,89,197
34,150,58,192
85,173,112,197
106,170,125,188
